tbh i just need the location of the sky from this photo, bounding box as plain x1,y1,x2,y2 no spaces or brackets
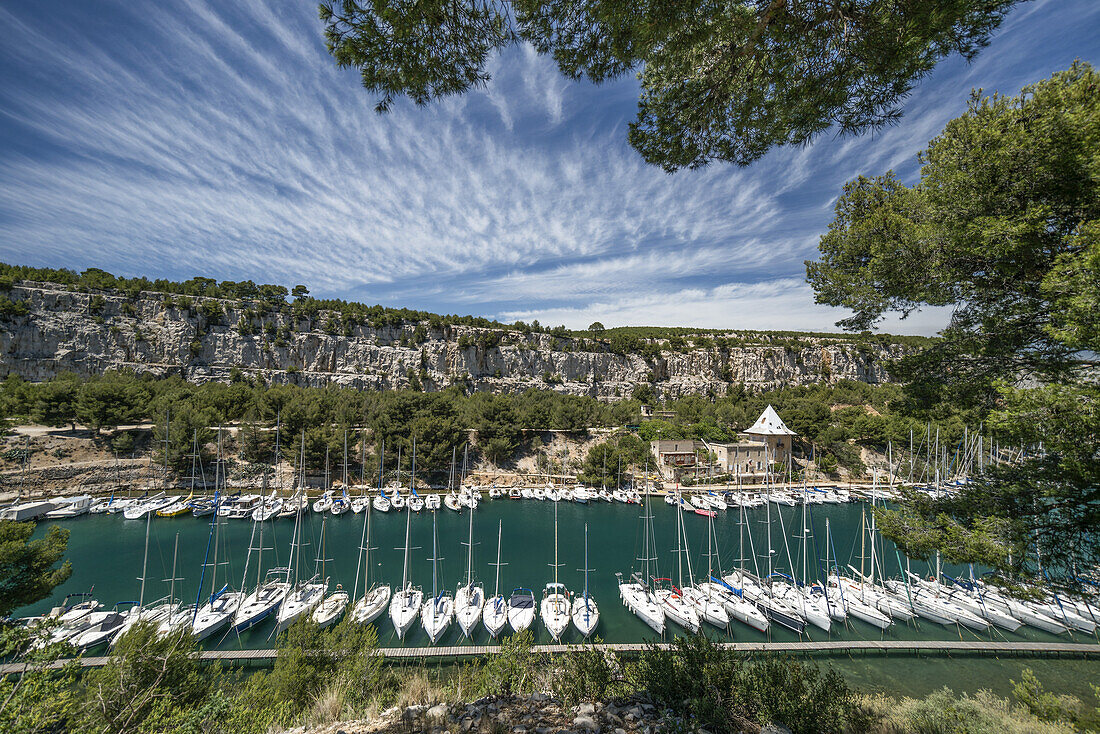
1,1,1098,335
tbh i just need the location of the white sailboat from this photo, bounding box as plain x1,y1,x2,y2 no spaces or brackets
541,502,571,641
421,511,454,644
312,510,348,628
454,495,484,638
571,523,599,637
618,470,666,635
483,520,508,638
275,434,328,633
191,479,245,641
680,508,729,629
231,515,290,633
507,587,536,633
351,441,392,625
388,478,423,639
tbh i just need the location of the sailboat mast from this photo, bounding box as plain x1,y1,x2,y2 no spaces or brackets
401,493,412,589
139,507,151,607
766,444,773,578
493,520,502,597
584,523,590,600
465,487,474,587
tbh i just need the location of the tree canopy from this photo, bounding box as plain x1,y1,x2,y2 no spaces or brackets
0,521,72,617
805,62,1100,585
319,0,1018,170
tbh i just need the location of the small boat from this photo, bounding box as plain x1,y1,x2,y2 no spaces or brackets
424,493,441,510
107,496,142,514
520,488,534,500
407,493,424,512
546,488,561,502
351,585,391,625
312,584,349,628
612,490,630,503
276,576,327,633
391,490,406,511
572,486,591,504
444,493,463,512
312,491,334,514
372,491,391,513
351,494,371,513
572,525,599,637
532,488,546,501
618,573,665,634
252,492,282,522
597,489,614,503
699,579,769,632
389,481,422,639
483,521,508,638
454,503,484,638
158,493,194,517
507,588,536,633
421,512,453,644
192,588,244,641
560,489,574,502
508,488,521,500
220,494,262,519
542,583,571,640
44,494,92,519
488,486,504,500
123,493,172,520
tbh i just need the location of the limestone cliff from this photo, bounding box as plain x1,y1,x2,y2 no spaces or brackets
0,281,905,397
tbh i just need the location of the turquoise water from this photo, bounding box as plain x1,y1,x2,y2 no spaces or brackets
25,495,1092,653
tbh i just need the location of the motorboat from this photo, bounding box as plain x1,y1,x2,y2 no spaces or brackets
70,606,129,651
508,488,521,499
45,495,93,519
220,494,262,519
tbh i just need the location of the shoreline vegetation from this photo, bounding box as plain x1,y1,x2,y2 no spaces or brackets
3,621,1097,734
0,367,973,498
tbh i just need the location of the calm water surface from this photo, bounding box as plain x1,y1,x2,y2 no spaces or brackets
24,496,1099,696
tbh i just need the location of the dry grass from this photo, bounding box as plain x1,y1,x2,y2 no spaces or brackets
858,689,1078,734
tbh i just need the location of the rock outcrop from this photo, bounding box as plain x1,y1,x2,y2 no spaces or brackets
0,282,906,398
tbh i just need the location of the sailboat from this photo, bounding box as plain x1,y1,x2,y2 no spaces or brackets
541,502,571,641
483,520,508,638
191,492,245,640
231,511,291,633
571,524,599,637
680,507,730,629
101,510,173,648
421,511,454,643
653,492,701,633
275,492,328,633
821,518,891,630
388,480,423,639
454,494,484,637
351,441,392,625
618,472,666,635
312,512,349,628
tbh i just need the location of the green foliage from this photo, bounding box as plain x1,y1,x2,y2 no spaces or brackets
0,521,72,617
79,623,211,733
320,0,1016,170
0,622,80,733
876,686,1079,734
551,640,619,706
1011,668,1083,727
628,635,866,734
807,63,1100,582
474,630,542,696
578,434,650,486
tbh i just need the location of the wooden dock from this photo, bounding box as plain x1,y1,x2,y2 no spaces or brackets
3,640,1097,674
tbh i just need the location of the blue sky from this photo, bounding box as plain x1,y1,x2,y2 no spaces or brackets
1,0,1098,334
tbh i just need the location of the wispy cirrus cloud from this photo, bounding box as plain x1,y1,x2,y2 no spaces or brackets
0,0,1096,335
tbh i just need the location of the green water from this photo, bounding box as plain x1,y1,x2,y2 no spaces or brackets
24,496,1090,647
22,496,1099,695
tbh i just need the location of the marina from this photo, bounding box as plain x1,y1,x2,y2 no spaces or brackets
17,488,1100,652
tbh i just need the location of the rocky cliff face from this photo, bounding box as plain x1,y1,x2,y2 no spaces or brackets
0,282,904,397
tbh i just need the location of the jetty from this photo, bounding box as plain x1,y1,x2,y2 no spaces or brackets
3,640,1097,674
